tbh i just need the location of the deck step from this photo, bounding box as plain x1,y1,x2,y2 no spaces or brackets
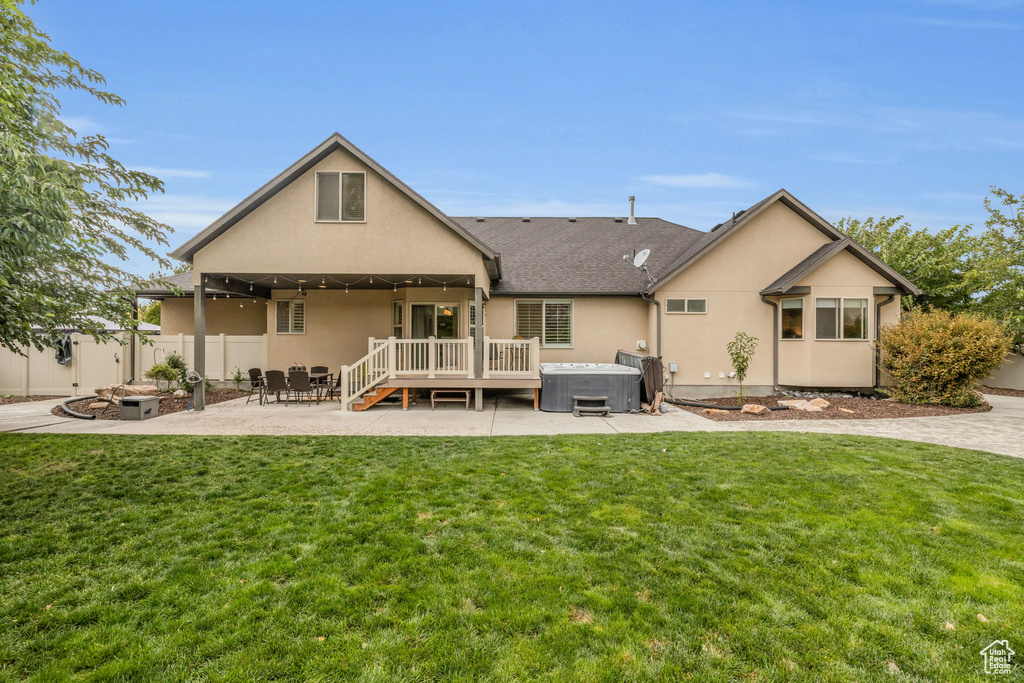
573,395,611,418
352,386,399,411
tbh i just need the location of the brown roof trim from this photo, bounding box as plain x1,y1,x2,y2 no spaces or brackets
489,291,645,298
651,188,920,295
169,132,498,264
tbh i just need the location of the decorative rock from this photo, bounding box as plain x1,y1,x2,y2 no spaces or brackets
808,398,831,408
173,389,188,398
839,407,856,414
87,402,108,410
779,399,822,412
702,408,730,415
95,384,160,400
741,404,770,415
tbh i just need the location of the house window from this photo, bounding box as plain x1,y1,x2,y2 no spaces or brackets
515,300,573,348
392,300,404,338
815,298,868,340
666,298,707,314
315,171,365,222
781,298,803,339
276,300,305,334
468,302,479,342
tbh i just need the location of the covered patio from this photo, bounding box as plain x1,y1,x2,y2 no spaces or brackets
188,272,539,412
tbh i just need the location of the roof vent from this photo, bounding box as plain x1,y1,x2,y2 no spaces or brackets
568,217,577,222
475,217,484,222
628,196,637,225
614,218,623,223
522,217,530,222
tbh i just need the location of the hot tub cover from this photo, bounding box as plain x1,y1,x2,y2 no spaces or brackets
540,363,641,376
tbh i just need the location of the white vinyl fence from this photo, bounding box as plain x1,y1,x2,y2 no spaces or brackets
987,354,1024,391
0,334,268,397
135,334,268,385
0,334,129,397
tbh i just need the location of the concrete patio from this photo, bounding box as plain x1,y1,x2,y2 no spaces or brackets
2,392,1022,459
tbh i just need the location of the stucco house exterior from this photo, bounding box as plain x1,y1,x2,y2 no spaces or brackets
138,132,919,410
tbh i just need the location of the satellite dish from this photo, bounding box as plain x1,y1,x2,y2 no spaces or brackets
633,249,651,268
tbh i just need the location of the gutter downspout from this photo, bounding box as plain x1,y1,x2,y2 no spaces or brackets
874,294,896,389
760,294,779,391
641,291,661,358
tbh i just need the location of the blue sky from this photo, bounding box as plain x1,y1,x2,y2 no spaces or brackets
32,0,1024,274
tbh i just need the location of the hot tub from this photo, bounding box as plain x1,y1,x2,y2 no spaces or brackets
539,363,642,413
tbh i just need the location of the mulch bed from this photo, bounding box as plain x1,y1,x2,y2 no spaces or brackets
52,389,248,421
980,385,1024,399
673,395,991,422
0,395,68,406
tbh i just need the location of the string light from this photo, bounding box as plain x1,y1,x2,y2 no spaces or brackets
369,276,373,284
393,283,397,292
418,276,422,285
443,282,447,292
273,276,278,284
345,284,349,293
249,283,253,292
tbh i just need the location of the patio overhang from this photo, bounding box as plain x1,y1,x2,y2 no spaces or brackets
204,272,482,294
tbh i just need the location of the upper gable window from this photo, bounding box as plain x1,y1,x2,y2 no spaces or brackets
316,171,365,222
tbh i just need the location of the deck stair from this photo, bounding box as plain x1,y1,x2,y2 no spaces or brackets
351,386,399,411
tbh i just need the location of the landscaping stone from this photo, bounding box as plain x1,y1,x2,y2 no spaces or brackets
741,404,770,415
96,384,160,400
87,402,108,410
702,408,730,415
173,389,188,398
809,398,831,408
839,407,856,414
778,399,823,412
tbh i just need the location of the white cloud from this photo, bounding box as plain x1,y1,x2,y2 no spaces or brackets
61,115,103,135
912,16,1020,29
134,166,211,179
640,173,757,190
809,152,900,164
131,194,235,232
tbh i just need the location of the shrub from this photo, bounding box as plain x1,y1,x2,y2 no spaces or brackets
144,363,178,392
879,309,1011,407
163,351,213,392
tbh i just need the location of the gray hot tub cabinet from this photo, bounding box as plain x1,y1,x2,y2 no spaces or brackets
539,363,642,413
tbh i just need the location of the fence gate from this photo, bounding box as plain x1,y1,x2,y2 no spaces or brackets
0,334,127,397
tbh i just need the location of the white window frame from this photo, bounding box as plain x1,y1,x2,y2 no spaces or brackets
514,299,574,348
814,297,869,341
665,298,708,314
314,171,366,223
276,300,305,335
780,297,804,340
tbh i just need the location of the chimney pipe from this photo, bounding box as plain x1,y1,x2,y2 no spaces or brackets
627,196,637,225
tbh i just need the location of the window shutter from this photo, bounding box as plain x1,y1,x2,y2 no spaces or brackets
276,301,291,333
515,301,543,340
543,301,572,346
342,173,365,221
316,172,340,221
291,301,305,333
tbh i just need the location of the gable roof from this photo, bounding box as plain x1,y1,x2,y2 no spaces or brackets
650,188,920,295
761,237,921,295
456,216,702,295
169,133,499,268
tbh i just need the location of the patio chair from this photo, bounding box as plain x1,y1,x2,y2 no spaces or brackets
322,371,343,403
264,370,290,404
288,370,315,405
309,365,331,392
246,367,265,405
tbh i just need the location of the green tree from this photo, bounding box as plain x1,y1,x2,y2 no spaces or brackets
978,188,1024,352
0,1,172,353
726,331,758,405
139,301,161,326
836,216,982,312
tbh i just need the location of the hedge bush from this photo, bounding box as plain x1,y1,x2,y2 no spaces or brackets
879,309,1011,407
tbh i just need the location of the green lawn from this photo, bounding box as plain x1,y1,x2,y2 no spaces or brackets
1,433,1022,682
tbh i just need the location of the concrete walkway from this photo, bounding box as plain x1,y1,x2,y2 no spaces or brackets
1,393,1022,458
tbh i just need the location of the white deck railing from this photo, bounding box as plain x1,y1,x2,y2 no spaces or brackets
340,336,539,410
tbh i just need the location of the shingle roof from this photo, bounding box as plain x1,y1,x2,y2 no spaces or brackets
130,271,195,296
455,217,703,295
